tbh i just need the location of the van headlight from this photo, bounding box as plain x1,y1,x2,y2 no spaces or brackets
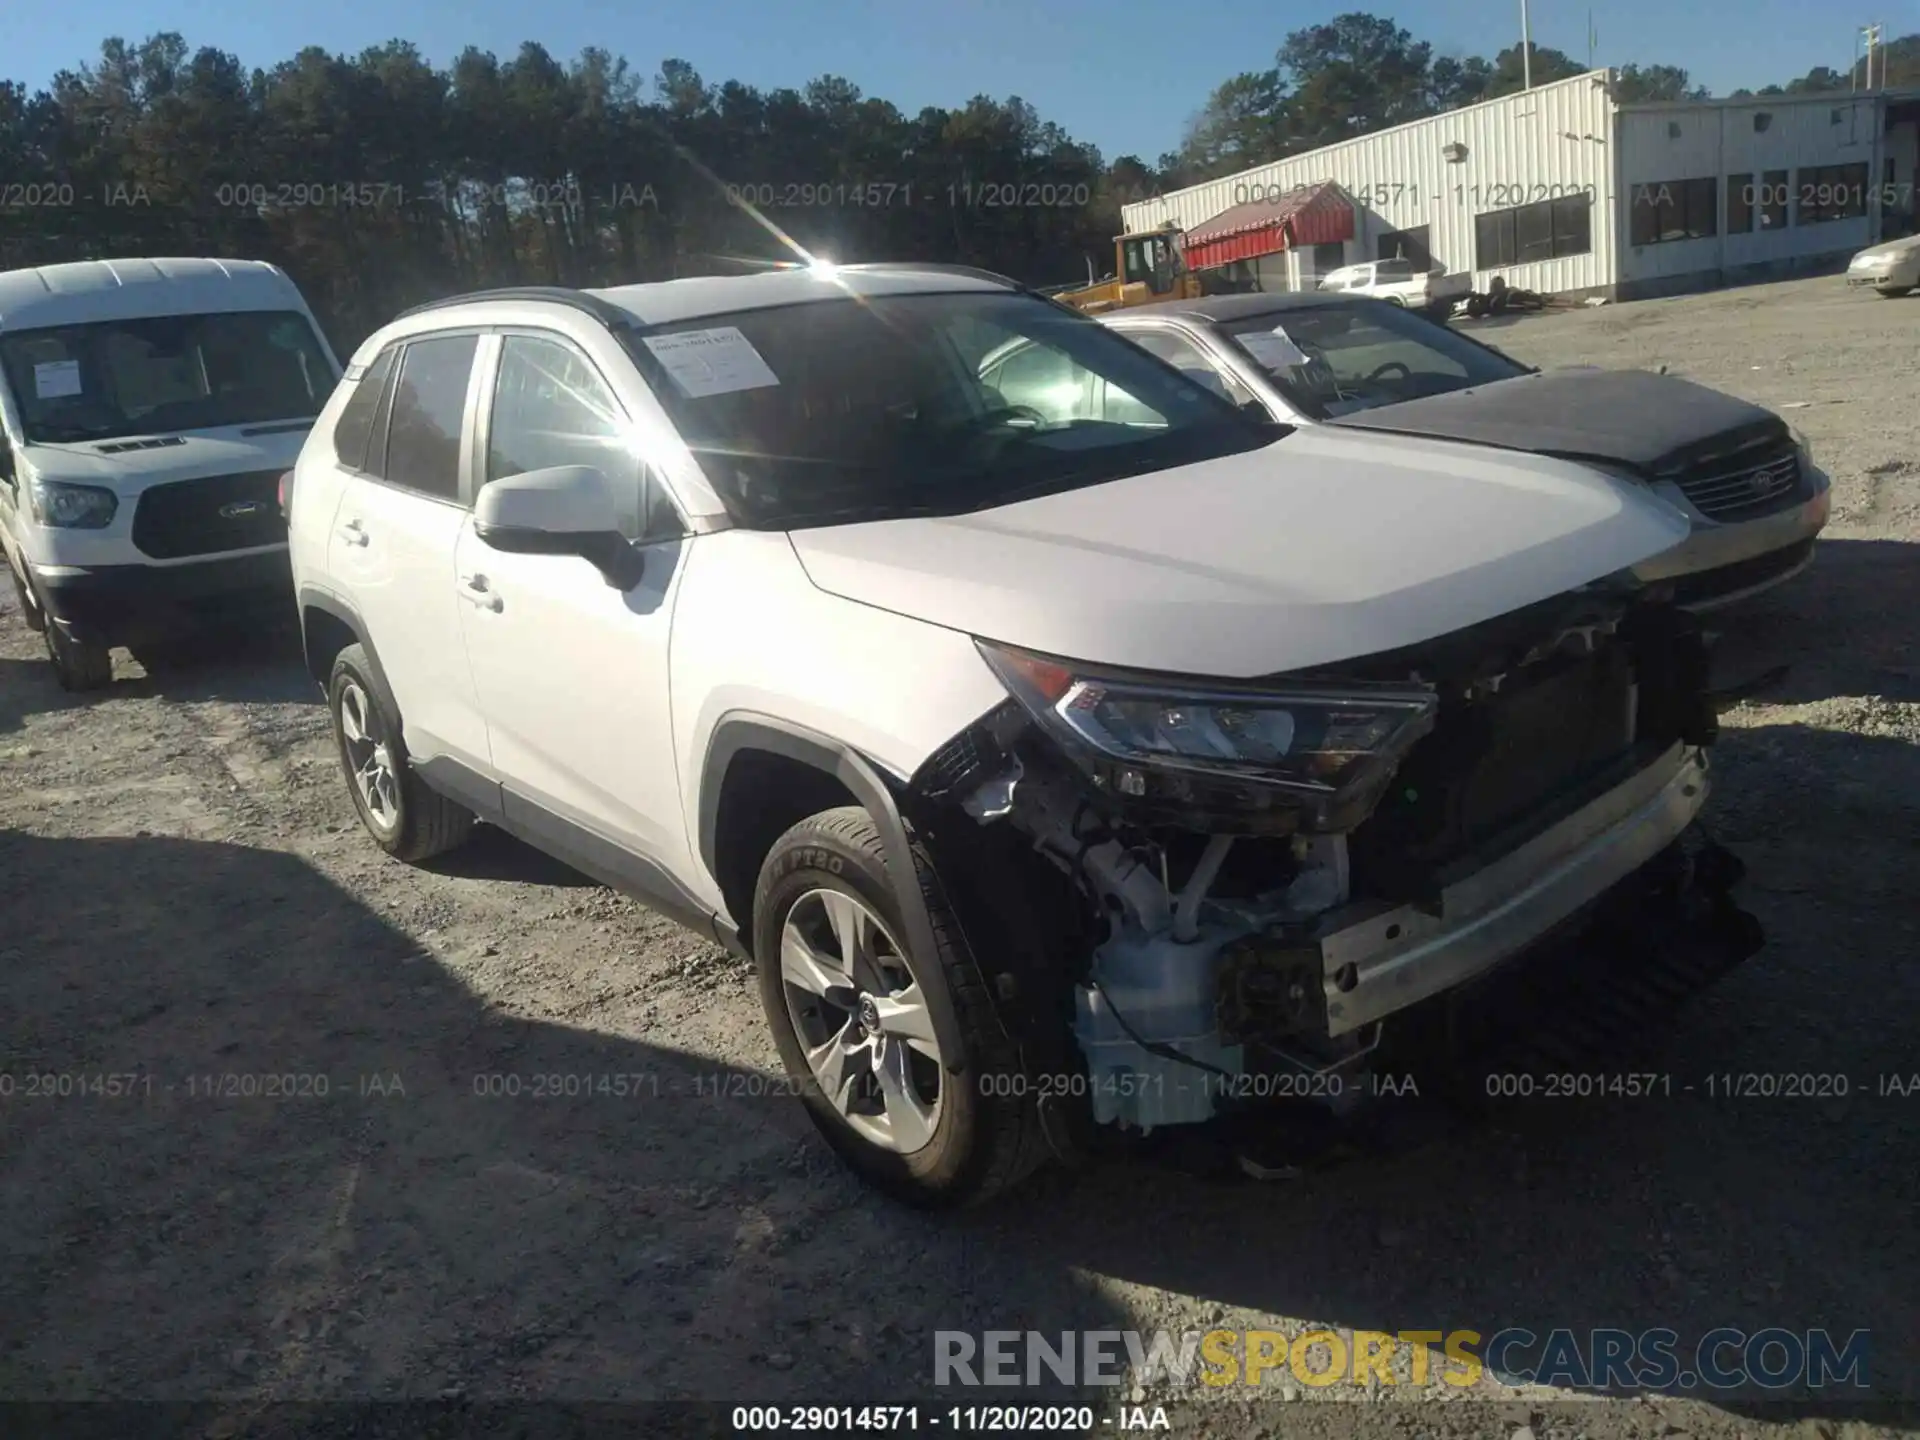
977,640,1437,831
28,479,118,529
1788,426,1814,470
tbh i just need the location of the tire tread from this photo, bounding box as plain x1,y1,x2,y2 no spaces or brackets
758,805,1050,1207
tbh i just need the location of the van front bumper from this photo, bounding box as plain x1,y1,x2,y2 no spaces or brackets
29,549,292,646
1319,743,1709,1036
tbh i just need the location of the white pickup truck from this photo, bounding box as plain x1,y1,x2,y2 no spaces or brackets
1318,258,1471,317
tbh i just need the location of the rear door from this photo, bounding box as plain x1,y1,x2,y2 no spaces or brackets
452,329,693,866
327,331,491,770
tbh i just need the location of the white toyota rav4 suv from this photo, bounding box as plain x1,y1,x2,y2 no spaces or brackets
288,264,1763,1206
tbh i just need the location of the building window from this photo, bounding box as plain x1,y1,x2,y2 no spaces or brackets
1473,194,1592,268
1629,177,1717,245
1376,224,1432,270
1758,169,1789,229
1726,174,1754,234
1796,163,1869,224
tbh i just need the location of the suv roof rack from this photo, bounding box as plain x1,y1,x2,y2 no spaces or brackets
396,285,638,328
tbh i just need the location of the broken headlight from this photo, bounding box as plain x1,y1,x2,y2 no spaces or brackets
977,640,1437,831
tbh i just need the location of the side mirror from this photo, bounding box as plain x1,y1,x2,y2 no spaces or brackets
474,465,646,590
0,434,14,484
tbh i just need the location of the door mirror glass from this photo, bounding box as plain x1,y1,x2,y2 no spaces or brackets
473,464,645,589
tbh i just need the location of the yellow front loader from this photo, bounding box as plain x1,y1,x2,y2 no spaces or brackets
1054,224,1206,314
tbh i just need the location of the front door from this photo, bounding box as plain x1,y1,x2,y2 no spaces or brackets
452,331,693,869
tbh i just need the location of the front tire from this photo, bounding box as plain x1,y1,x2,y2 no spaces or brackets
44,622,112,691
327,643,473,862
751,806,1049,1207
1877,285,1913,298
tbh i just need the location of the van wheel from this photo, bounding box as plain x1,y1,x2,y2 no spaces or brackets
8,559,46,634
44,622,112,691
327,643,473,862
751,806,1049,1207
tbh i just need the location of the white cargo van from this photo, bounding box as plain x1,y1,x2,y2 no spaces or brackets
0,257,340,688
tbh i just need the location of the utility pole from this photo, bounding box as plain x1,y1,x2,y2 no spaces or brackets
1522,0,1534,89
1862,24,1882,90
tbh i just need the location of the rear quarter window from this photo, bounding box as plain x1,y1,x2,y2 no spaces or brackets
332,345,397,472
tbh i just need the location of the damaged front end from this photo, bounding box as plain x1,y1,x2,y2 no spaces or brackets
907,587,1764,1143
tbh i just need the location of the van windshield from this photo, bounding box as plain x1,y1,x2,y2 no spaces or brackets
0,310,336,444
620,289,1274,529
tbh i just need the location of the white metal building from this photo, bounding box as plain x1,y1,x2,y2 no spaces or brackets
1120,70,1920,301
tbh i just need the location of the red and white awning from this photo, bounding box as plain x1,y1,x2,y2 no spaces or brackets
1181,181,1355,270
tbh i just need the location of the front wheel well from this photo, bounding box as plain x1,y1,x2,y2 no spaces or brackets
710,748,859,952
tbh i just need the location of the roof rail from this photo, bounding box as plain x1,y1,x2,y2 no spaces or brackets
836,262,1026,291
395,285,638,328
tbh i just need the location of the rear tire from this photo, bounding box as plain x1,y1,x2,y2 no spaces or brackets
44,621,112,691
327,643,473,862
751,806,1049,1207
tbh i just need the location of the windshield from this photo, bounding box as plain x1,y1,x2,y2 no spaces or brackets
0,310,336,444
621,290,1273,528
1220,302,1528,420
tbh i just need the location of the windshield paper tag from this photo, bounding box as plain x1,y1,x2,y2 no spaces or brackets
1238,327,1310,371
33,360,81,399
642,327,780,398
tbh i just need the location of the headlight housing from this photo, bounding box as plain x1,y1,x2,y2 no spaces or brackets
977,640,1437,832
1787,425,1814,470
28,478,117,529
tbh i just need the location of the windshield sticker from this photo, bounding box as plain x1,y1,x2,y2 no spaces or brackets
1238,327,1311,371
642,327,780,399
33,359,82,399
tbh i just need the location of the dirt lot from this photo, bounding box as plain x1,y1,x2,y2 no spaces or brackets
1,274,1916,1438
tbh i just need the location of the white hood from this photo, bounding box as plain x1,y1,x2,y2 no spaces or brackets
22,426,310,490
787,427,1693,679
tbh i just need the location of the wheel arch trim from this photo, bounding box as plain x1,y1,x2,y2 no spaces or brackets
298,584,401,726
700,711,970,1073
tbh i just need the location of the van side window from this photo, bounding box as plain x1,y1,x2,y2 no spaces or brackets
485,334,682,542
332,345,398,472
381,335,478,501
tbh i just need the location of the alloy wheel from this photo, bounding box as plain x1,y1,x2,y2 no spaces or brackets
337,678,400,831
779,886,944,1153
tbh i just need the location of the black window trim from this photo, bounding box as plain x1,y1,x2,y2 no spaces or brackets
357,327,487,509
333,342,399,475
1628,175,1718,246
1726,172,1755,234
478,325,690,545
1472,193,1593,268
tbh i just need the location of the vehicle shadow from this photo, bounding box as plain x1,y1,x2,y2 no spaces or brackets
999,714,1919,1421
0,828,1134,1410
417,822,600,888
1705,536,1920,705
122,619,322,707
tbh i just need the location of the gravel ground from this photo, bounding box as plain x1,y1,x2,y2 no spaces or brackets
1,274,1916,1438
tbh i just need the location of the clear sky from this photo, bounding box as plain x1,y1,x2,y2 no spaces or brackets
2,0,1899,162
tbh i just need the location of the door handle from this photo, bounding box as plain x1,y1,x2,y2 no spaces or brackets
338,519,369,547
459,573,502,612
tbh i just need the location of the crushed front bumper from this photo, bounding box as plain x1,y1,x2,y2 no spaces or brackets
1319,743,1709,1036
